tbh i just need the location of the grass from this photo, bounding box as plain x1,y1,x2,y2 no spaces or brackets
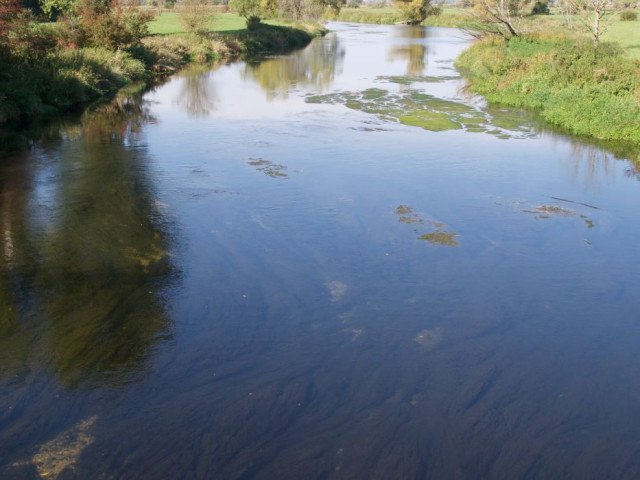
148,11,295,35
149,12,249,35
456,35,640,144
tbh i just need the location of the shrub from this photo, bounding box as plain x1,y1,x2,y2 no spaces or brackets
620,10,637,20
531,0,550,14
62,0,154,50
394,0,435,24
177,0,214,35
4,10,57,60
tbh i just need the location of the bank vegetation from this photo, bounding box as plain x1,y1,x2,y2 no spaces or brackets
0,0,328,128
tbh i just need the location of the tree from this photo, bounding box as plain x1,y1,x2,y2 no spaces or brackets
469,0,532,37
177,0,214,35
39,0,76,19
229,0,263,24
569,0,618,44
394,0,436,24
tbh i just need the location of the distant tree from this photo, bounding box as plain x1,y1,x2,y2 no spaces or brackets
40,0,76,19
469,0,532,36
229,0,262,24
394,0,436,24
531,0,549,13
278,0,344,20
178,0,214,34
569,0,620,44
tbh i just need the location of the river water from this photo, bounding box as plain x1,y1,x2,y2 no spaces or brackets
1,22,640,479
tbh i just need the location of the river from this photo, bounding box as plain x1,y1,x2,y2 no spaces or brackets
1,22,640,479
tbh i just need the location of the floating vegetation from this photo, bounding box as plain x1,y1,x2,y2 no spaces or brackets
395,205,459,247
418,231,459,247
247,158,288,178
376,75,460,85
501,197,598,231
396,205,422,224
535,205,576,217
306,88,532,138
413,328,443,349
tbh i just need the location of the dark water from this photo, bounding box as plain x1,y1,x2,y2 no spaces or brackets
2,23,640,479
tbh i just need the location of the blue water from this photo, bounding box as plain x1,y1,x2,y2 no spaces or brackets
1,23,640,479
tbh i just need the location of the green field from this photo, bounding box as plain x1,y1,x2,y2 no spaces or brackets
148,11,293,35
149,12,247,35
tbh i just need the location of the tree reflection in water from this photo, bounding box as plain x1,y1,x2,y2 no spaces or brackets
388,26,428,77
0,88,174,389
174,66,219,118
244,33,345,99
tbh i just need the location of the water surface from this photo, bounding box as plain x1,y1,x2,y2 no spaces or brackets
1,23,640,479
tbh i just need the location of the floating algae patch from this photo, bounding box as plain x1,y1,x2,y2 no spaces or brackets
395,205,423,224
399,112,462,132
361,88,388,100
248,158,288,179
536,205,576,217
376,75,460,85
418,231,459,247
306,89,498,135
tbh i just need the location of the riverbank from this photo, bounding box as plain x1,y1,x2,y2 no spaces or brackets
0,18,325,130
332,7,640,145
456,35,640,144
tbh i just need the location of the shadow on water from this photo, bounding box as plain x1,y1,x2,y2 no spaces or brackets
0,88,175,389
243,33,345,99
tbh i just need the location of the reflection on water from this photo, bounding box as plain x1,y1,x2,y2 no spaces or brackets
244,33,345,99
2,22,640,480
0,90,174,389
388,26,428,77
174,66,218,118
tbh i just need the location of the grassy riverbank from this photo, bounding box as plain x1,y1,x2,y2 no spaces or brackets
456,35,640,143
0,14,324,129
334,6,640,145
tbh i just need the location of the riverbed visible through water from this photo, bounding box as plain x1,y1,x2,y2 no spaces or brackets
1,22,640,479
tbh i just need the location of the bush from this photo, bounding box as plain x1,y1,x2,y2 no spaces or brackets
4,10,57,60
177,0,214,35
394,0,434,24
620,10,637,20
61,0,154,50
531,0,549,14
